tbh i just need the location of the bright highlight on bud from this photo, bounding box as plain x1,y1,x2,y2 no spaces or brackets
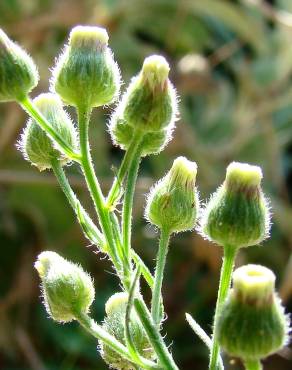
19,93,78,171
0,28,39,102
52,25,120,108
200,162,270,249
100,292,155,370
217,264,290,362
69,25,109,49
141,55,170,91
35,251,95,323
233,264,275,306
145,156,198,233
109,54,177,156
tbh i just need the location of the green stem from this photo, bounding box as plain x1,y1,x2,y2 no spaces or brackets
209,245,237,370
106,134,143,209
19,96,81,162
244,359,263,370
134,298,179,370
151,228,171,328
50,158,105,248
76,312,159,370
122,143,142,286
132,251,154,289
77,104,122,273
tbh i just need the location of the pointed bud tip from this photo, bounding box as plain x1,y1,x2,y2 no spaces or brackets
169,156,197,189
226,162,263,188
142,55,170,88
34,251,61,278
69,25,109,49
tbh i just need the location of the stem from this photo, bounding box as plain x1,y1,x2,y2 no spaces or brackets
185,313,224,370
132,251,154,289
209,245,237,370
76,312,159,370
50,158,105,248
244,359,263,370
134,298,179,370
151,228,171,328
122,143,142,285
19,96,81,162
106,134,143,209
77,104,122,273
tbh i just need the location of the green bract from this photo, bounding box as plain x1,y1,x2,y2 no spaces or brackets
52,25,120,108
218,265,289,361
35,251,95,323
110,55,177,156
200,162,270,249
146,156,198,233
100,292,154,370
0,28,38,102
19,93,78,171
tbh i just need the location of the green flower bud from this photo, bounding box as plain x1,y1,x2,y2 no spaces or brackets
18,93,78,171
100,292,154,370
218,264,290,361
35,251,95,323
52,25,120,107
110,55,177,156
0,28,39,102
145,157,198,233
200,162,270,249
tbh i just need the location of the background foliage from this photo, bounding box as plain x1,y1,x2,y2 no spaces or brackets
0,0,291,369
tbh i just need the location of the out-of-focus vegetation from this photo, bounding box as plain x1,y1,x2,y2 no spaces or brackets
0,0,291,369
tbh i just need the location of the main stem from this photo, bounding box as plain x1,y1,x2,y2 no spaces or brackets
209,245,237,370
122,143,142,286
134,298,179,370
244,359,263,370
77,105,121,273
151,228,171,328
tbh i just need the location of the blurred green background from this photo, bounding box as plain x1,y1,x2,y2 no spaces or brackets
0,0,292,369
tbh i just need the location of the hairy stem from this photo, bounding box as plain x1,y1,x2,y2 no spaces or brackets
209,245,237,370
134,298,179,370
122,143,142,286
77,104,122,273
19,96,81,162
106,134,143,209
151,228,171,328
76,312,159,370
244,359,263,370
50,158,105,248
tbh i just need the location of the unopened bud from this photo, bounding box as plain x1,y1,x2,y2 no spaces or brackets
200,162,270,249
99,292,154,369
0,28,38,102
145,157,198,233
35,251,95,323
52,25,120,108
19,93,78,171
218,264,289,361
110,55,177,156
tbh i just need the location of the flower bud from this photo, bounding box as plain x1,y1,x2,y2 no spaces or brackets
145,157,198,233
99,292,154,370
0,28,39,102
52,25,120,108
35,251,95,323
19,93,78,171
217,264,289,361
200,162,270,249
110,55,177,156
